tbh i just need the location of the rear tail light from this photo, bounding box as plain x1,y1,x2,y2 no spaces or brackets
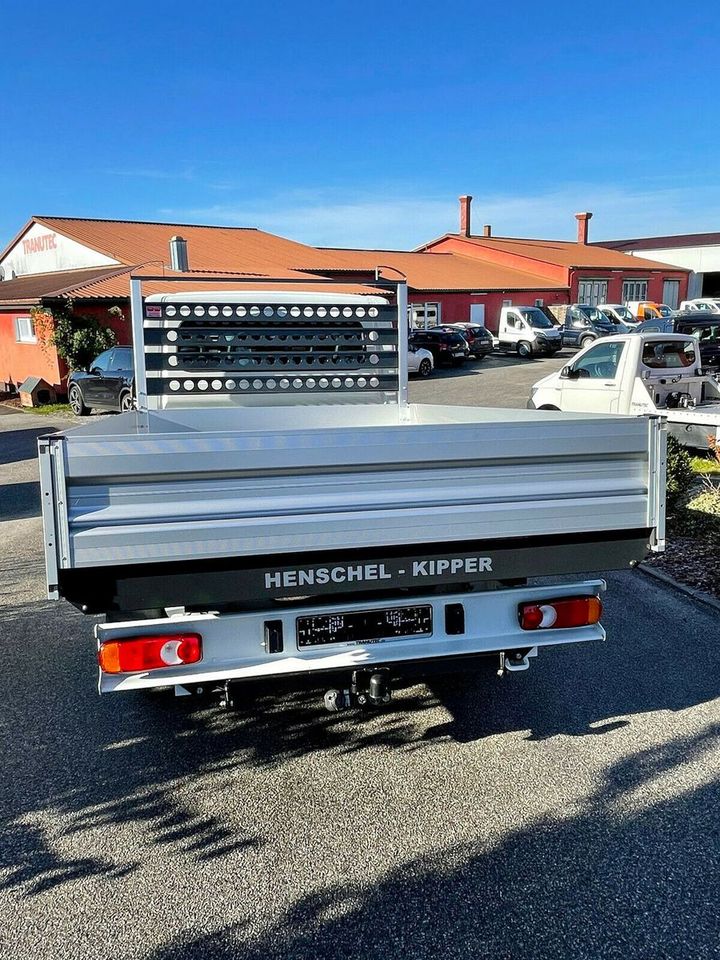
519,596,602,631
98,633,202,674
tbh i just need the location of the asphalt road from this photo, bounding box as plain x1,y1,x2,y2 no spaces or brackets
1,366,719,960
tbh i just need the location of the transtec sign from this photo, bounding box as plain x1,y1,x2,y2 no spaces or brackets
22,233,57,254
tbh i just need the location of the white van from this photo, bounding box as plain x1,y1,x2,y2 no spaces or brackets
497,306,563,358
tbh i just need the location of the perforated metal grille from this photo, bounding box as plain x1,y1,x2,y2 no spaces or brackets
142,299,398,402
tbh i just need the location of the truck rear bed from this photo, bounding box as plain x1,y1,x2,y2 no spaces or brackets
39,403,665,609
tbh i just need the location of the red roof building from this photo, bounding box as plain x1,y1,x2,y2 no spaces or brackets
416,197,690,315
0,205,691,392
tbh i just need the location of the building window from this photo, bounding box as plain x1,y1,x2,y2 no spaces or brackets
662,279,680,310
534,298,544,307
577,280,608,306
622,279,648,303
14,316,36,343
409,302,441,329
502,298,512,307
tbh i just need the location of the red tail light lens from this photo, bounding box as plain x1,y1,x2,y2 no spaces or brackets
98,633,202,674
519,597,602,631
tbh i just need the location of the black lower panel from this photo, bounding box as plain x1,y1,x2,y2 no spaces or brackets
59,529,652,615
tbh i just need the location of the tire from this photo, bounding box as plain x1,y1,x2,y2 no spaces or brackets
517,341,533,359
538,404,560,410
119,391,134,412
579,336,595,349
68,384,89,416
418,358,432,378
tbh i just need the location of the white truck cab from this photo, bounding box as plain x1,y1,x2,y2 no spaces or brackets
529,332,720,448
679,298,720,315
497,305,563,359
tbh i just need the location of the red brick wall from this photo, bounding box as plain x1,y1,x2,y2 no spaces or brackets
569,269,689,304
409,290,569,333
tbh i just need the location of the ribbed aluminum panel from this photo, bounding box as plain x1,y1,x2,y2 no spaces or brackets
51,404,662,570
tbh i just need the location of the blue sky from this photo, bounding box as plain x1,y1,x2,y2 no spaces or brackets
2,0,717,250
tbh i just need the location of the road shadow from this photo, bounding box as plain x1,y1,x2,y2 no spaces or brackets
0,481,41,521
0,428,55,467
145,724,720,959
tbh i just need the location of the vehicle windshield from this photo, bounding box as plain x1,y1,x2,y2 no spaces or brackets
577,305,612,325
614,306,635,321
519,308,554,329
657,305,672,317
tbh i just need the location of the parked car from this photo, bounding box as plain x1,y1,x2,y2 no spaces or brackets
637,313,720,371
679,298,720,315
561,305,615,349
68,346,134,416
441,322,495,359
407,342,434,377
598,304,640,328
409,329,470,366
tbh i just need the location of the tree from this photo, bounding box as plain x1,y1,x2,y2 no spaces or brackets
31,301,117,371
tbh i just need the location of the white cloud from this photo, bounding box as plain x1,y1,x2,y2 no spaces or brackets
159,182,720,249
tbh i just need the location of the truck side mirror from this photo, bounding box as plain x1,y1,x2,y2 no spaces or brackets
560,365,575,379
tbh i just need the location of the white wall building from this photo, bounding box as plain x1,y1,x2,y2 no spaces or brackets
598,232,720,302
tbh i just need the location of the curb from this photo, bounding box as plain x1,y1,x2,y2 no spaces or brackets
638,562,720,613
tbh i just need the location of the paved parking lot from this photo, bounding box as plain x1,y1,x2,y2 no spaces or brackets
1,364,719,960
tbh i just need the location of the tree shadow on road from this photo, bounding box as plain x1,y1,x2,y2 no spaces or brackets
143,724,720,959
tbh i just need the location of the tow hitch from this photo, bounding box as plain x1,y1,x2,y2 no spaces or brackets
324,669,392,712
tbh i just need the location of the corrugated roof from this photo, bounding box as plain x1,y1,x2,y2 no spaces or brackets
598,232,720,251
0,266,131,303
28,216,352,274
420,233,686,272
0,264,378,304
313,248,568,291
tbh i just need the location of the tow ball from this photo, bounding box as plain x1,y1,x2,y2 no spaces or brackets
324,669,392,712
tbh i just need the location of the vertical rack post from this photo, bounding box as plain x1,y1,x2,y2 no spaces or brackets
396,281,409,408
130,278,147,411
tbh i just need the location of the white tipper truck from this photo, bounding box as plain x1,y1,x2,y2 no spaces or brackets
38,278,666,711
529,331,720,451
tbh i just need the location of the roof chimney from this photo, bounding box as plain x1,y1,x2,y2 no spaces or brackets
482,224,492,238
169,235,189,271
459,195,473,237
575,212,592,245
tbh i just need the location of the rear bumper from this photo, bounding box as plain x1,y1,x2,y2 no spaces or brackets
96,579,606,693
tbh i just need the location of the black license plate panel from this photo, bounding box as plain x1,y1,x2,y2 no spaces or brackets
297,605,433,648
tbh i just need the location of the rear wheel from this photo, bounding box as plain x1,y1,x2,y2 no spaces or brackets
68,384,89,416
517,341,533,358
579,336,595,349
538,404,560,410
418,358,432,378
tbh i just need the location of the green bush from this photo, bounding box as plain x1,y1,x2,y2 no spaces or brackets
666,435,695,514
32,301,116,371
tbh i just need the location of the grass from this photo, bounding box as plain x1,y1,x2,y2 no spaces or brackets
18,402,72,416
690,455,720,475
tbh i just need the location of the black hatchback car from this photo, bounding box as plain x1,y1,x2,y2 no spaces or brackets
68,346,134,415
438,323,494,359
409,329,470,366
637,314,720,371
